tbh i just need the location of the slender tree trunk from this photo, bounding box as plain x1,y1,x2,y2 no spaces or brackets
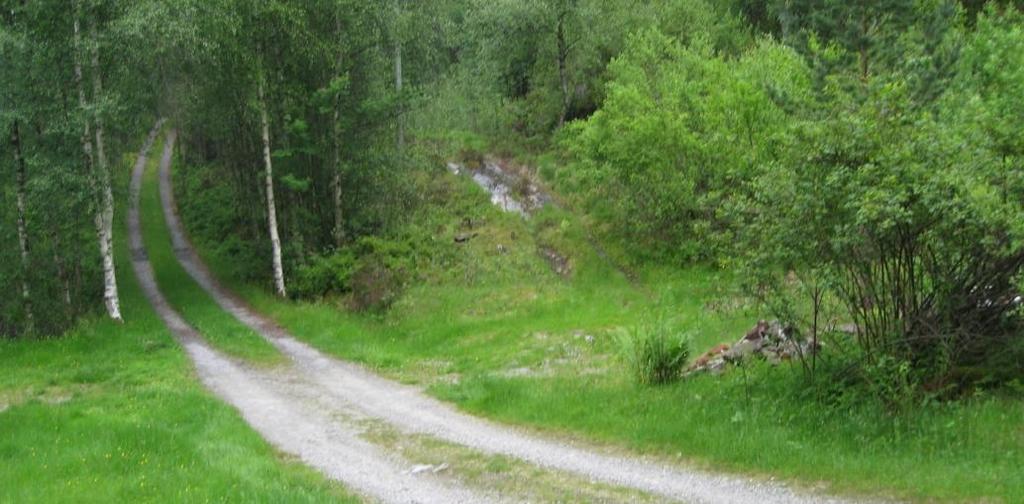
332,107,345,248
73,9,121,322
257,75,287,297
89,21,122,322
54,241,73,314
556,11,571,128
394,0,404,152
332,16,346,248
10,121,34,334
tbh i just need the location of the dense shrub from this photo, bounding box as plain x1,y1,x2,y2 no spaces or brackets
736,48,1024,393
561,30,809,262
547,5,1024,394
347,259,406,312
563,9,1024,394
290,235,420,311
290,250,358,299
616,321,691,385
176,162,267,281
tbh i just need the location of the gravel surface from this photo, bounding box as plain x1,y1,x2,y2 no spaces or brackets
130,126,494,504
157,127,885,504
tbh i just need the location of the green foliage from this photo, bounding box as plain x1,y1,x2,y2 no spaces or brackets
858,356,921,412
615,320,691,385
735,22,1024,391
292,250,358,300
292,235,421,311
347,258,406,313
0,0,163,335
0,213,352,502
954,5,1024,158
217,252,1024,502
409,67,518,147
459,0,751,138
561,30,809,262
538,4,1024,393
772,0,918,82
175,162,266,282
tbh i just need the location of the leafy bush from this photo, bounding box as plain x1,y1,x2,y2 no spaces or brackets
291,251,357,299
616,321,691,385
561,30,809,262
290,235,420,311
348,259,406,312
736,50,1024,394
346,236,416,312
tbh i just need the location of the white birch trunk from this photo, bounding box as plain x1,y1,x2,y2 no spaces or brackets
89,21,122,322
73,11,121,322
258,77,287,297
10,121,34,333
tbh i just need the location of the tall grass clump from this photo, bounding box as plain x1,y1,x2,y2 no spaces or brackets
616,321,691,385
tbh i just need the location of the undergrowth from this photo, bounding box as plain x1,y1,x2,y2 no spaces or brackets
615,321,691,385
173,141,1024,502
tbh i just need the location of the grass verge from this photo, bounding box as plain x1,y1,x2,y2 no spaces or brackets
178,157,1024,503
224,268,1024,502
0,133,351,502
140,134,281,364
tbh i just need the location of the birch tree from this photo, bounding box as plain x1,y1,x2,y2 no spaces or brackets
257,69,287,297
1,6,33,332
331,92,345,248
243,1,306,298
89,19,122,322
10,121,33,333
73,2,122,322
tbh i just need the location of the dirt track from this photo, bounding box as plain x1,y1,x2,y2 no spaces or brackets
136,125,879,504
129,124,495,503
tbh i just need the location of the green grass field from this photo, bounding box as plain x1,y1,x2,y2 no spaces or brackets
182,164,1024,503
6,128,1018,503
0,135,352,503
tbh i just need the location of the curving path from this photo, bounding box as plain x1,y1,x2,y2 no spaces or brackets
129,123,496,504
150,127,882,504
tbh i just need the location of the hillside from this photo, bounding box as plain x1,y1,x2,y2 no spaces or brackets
3,1,1024,502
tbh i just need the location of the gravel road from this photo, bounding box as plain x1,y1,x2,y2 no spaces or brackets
148,126,883,504
129,124,496,504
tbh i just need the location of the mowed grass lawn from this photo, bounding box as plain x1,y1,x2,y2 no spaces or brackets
0,135,353,503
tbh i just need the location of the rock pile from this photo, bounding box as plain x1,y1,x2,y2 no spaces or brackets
685,320,820,376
